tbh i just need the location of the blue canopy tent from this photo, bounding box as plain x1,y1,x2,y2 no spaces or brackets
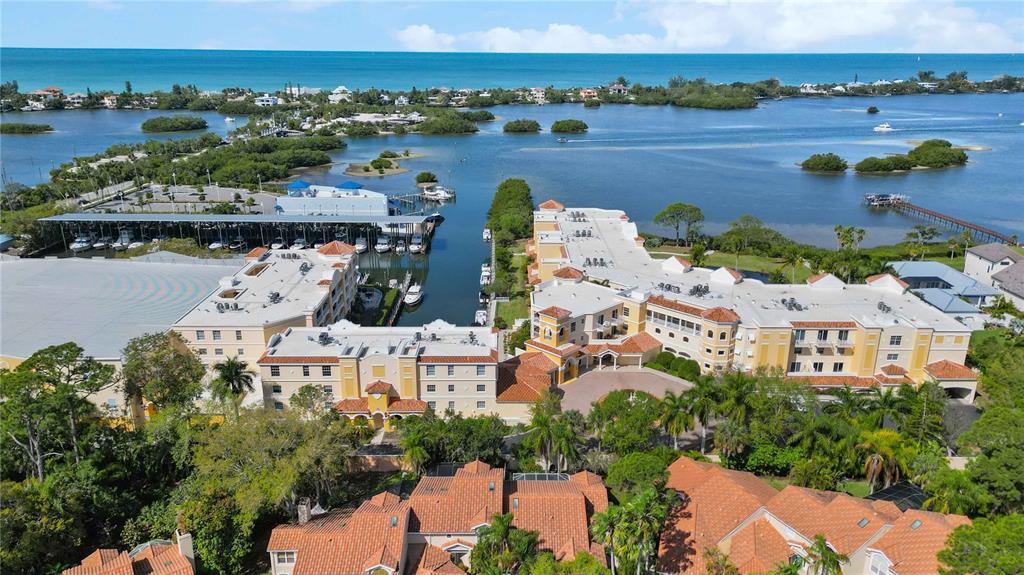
338,181,363,190
287,179,312,197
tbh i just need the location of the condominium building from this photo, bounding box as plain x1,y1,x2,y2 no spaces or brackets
657,457,969,575
522,201,977,401
267,461,608,575
172,242,359,365
256,319,509,426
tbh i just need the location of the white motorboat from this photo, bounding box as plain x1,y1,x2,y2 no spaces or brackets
354,237,368,254
404,284,423,306
873,123,893,132
474,309,488,326
374,236,391,253
70,234,95,253
229,239,246,250
270,237,287,249
127,241,145,250
409,235,424,253
225,116,236,123
395,239,407,254
480,270,492,286
422,185,455,201
388,278,399,289
209,241,225,250
482,228,492,242
112,230,133,251
482,262,492,273
290,238,308,250
93,237,113,250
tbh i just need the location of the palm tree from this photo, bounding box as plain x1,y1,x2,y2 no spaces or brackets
472,512,539,574
923,469,987,515
620,488,673,575
788,411,833,456
717,373,756,425
823,385,864,423
529,411,557,471
591,505,626,575
805,534,848,575
660,390,693,450
552,417,579,472
685,377,719,455
211,357,254,417
780,247,802,283
863,387,905,430
714,419,749,461
399,428,430,475
857,429,906,494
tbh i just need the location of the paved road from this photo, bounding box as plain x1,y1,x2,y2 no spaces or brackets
560,367,694,415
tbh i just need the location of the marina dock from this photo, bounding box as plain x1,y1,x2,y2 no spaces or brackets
864,194,1017,244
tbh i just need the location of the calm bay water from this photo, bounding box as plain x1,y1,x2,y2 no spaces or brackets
2,94,1022,325
1,49,1022,92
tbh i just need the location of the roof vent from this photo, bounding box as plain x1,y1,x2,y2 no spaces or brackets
390,516,398,527
857,518,869,528
512,498,519,509
488,481,495,492
910,519,922,530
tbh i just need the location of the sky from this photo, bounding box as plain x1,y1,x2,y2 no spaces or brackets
1,0,1022,53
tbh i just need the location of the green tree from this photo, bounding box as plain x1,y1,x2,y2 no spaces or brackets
805,534,848,575
801,153,848,172
714,419,750,462
858,429,911,494
471,512,540,574
660,390,693,450
0,369,62,480
685,378,719,455
938,514,1024,575
591,506,626,575
654,203,703,246
290,384,332,421
959,407,1024,514
606,452,669,499
121,332,205,411
210,357,255,417
923,468,989,515
717,372,756,425
702,547,740,575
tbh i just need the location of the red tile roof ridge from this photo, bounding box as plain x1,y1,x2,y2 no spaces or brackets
317,240,356,256
924,359,977,380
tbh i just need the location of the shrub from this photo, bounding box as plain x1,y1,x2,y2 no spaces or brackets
867,106,879,114
741,442,804,476
378,150,399,158
140,115,208,132
801,152,848,172
645,236,663,248
369,158,392,170
460,110,495,122
415,171,438,184
503,119,541,133
907,140,967,168
344,122,379,137
671,357,701,381
0,123,53,134
417,114,479,134
855,155,912,172
550,119,588,133
655,351,676,366
583,98,601,108
607,452,670,499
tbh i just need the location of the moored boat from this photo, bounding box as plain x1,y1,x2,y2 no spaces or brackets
404,284,423,306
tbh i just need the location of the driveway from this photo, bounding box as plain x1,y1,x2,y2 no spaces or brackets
560,367,694,415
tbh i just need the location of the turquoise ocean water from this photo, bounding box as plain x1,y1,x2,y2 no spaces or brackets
1,49,1021,92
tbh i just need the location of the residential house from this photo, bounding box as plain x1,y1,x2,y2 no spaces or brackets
607,83,628,96
102,95,118,109
255,94,281,107
267,461,608,575
887,260,1000,324
656,457,970,575
395,95,409,106
62,531,195,575
65,92,87,107
579,88,599,100
963,243,1024,309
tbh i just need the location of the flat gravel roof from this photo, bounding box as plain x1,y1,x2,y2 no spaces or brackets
41,213,429,225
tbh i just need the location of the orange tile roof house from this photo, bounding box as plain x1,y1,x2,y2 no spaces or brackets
62,532,196,575
267,461,608,575
656,457,968,575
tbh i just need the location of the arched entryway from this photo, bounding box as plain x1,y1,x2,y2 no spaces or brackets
372,413,385,429
596,351,618,370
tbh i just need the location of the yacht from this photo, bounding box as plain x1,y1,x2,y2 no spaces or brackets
425,212,445,224
229,239,246,250
404,284,423,306
112,231,133,251
209,241,225,250
395,239,407,254
873,122,893,132
480,269,492,286
354,237,368,254
473,309,488,326
270,237,287,249
482,228,492,242
409,235,424,254
422,185,455,201
374,236,391,253
70,234,95,253
93,236,113,250
556,137,568,144
127,241,145,250
290,238,308,250
225,116,236,123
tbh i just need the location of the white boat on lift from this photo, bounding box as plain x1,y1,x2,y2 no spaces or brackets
127,241,145,250
270,237,287,249
480,269,492,286
70,233,95,253
474,309,488,326
409,235,424,254
873,122,893,132
422,185,455,201
482,228,492,242
404,284,423,306
354,237,368,254
395,239,407,254
374,236,391,253
93,236,113,250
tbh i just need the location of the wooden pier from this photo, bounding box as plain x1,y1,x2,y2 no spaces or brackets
386,271,414,326
865,195,1017,245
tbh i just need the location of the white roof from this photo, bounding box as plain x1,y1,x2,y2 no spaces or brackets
535,207,970,332
174,249,351,328
1,257,232,360
262,319,496,361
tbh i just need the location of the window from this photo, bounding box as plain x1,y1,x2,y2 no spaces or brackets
598,314,605,325
789,361,800,372
198,348,208,355
794,329,806,342
889,335,902,346
705,348,712,354
106,398,119,410
838,330,849,341
623,306,630,317
655,328,661,334
886,353,899,361
212,330,222,341
869,554,891,575
448,401,455,410
371,365,385,378
812,362,824,373
274,401,284,411
322,366,332,376
427,384,436,392
276,552,296,564
476,365,486,376
935,335,944,344
302,365,310,377
214,348,223,356
427,401,436,410
719,331,727,340
477,401,486,409
570,321,577,332
611,309,618,319
196,330,205,341
717,350,725,356
448,384,455,393
235,330,243,341
707,330,713,338
322,385,333,395
270,366,280,377
668,332,675,338
477,384,486,392
426,365,436,376
237,348,245,356
272,384,282,393
817,329,828,341
832,362,844,373
447,365,455,377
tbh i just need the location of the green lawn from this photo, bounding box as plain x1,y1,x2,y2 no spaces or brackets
840,480,872,498
647,247,813,283
495,253,532,326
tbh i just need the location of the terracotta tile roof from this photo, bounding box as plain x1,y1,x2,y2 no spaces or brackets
766,486,902,555
525,339,581,357
581,332,661,356
62,541,194,575
259,354,338,365
388,399,429,413
334,398,369,414
806,273,831,284
725,518,793,574
497,352,556,402
418,350,499,364
869,510,970,575
317,241,356,256
647,294,705,317
790,321,858,328
365,380,395,395
722,267,743,281
409,544,464,575
924,360,977,380
552,266,585,280
408,461,506,533
866,273,910,289
245,247,268,259
786,375,880,388
701,307,740,323
332,262,348,269
317,279,333,286
539,199,564,210
538,306,573,319
879,364,907,376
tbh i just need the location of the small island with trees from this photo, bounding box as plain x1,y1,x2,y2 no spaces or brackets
503,119,541,133
801,152,849,173
140,115,208,133
345,149,415,176
855,139,969,173
0,122,54,134
550,119,589,133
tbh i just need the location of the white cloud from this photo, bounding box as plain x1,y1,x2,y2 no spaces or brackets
394,0,1022,53
394,24,456,52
